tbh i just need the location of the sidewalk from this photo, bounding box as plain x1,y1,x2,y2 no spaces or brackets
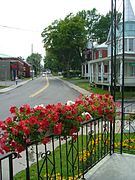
0,79,31,93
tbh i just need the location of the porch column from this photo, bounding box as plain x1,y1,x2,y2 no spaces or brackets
101,62,104,83
120,60,123,91
81,64,84,77
91,64,94,82
95,63,98,83
109,60,111,85
88,63,92,83
85,64,87,78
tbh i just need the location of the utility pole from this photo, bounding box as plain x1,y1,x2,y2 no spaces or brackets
31,43,34,80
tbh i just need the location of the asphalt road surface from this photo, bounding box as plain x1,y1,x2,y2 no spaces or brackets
0,76,80,120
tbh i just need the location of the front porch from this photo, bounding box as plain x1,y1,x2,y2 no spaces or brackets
1,106,135,179
85,153,135,180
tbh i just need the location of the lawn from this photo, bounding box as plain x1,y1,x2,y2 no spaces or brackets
62,77,135,100
0,85,7,89
14,131,135,179
14,134,109,180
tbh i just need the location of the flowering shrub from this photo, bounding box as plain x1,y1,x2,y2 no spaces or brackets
0,94,116,154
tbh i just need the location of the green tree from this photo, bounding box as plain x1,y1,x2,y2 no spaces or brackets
93,11,122,44
41,8,121,74
41,14,87,75
77,8,101,39
27,53,42,76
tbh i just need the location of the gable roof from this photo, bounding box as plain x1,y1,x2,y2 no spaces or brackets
94,42,107,49
120,0,135,22
0,54,13,58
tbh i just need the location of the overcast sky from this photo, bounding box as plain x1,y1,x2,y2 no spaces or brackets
0,0,135,60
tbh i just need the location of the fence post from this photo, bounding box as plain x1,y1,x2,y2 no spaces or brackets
26,146,30,180
9,154,13,180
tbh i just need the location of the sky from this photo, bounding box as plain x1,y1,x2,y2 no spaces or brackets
0,0,135,60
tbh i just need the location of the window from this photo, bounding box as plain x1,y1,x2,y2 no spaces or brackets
86,64,88,73
130,65,135,76
98,64,101,72
124,39,127,51
104,65,108,73
99,50,102,58
129,39,133,51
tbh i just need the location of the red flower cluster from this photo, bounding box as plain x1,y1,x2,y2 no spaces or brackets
0,94,116,154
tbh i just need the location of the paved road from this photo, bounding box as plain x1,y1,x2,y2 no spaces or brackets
0,75,85,179
0,76,82,120
0,76,135,179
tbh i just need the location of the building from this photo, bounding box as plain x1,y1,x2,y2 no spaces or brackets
0,54,31,81
82,0,135,91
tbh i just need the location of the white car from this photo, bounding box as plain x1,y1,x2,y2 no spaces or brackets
42,73,45,77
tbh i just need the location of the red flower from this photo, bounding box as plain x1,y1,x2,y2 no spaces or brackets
23,126,30,136
42,137,50,145
10,141,17,147
2,145,10,153
0,93,116,155
77,116,83,122
52,113,59,122
11,127,18,136
54,123,62,135
29,116,38,125
0,149,4,154
5,117,13,124
69,126,78,136
20,104,31,114
10,106,17,114
39,119,49,130
16,145,25,153
0,121,7,130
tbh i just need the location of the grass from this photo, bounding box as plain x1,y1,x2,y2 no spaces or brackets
14,132,135,179
0,85,8,89
14,135,109,180
115,133,135,154
62,77,135,99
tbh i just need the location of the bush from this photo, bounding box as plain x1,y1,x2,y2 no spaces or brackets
62,70,81,78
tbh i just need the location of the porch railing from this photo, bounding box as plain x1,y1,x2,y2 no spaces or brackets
0,152,17,180
115,112,135,154
0,117,111,180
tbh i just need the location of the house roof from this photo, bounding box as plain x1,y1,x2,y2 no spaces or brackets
125,0,135,21
0,54,14,58
94,42,107,49
120,0,135,22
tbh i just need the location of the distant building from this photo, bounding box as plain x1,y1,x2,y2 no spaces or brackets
0,54,31,80
82,0,135,91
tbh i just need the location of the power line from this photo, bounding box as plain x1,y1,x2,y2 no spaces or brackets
0,24,41,32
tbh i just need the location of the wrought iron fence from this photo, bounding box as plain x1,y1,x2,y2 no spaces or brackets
114,112,135,154
0,117,111,180
0,152,17,180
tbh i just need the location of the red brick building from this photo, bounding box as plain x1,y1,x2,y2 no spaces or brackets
0,54,31,80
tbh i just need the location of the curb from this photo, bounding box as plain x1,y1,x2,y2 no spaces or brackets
55,77,91,96
0,79,32,93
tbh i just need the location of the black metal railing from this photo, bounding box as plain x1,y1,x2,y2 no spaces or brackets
1,114,135,179
124,102,135,113
115,112,135,154
11,117,111,180
0,152,17,180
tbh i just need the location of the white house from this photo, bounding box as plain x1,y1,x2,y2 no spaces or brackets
82,0,135,91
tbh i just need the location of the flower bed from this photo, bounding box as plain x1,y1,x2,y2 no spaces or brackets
0,94,116,154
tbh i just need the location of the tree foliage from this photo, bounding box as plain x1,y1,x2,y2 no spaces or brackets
27,53,42,76
41,14,87,73
41,8,121,74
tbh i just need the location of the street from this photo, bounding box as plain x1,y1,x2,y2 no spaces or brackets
1,76,135,179
0,76,80,120
0,75,81,179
